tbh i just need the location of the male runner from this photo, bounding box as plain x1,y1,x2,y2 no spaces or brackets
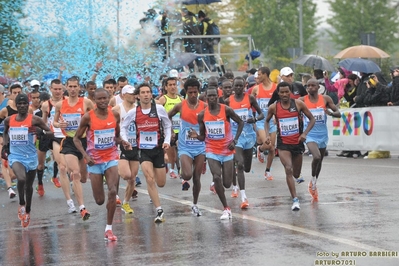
74,89,121,241
299,79,341,201
3,94,53,228
53,77,95,220
264,82,315,211
168,78,206,215
121,83,171,223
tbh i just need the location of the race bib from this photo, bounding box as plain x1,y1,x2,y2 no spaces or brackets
310,108,326,125
9,127,29,145
172,114,181,131
127,123,137,147
205,121,225,139
232,108,248,126
94,129,115,150
279,117,299,136
139,131,157,149
258,98,270,111
62,113,81,131
185,127,202,146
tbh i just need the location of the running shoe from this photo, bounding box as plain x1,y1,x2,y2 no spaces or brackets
104,230,118,241
51,177,61,188
37,184,45,197
240,199,249,209
182,180,190,191
21,213,30,228
257,146,265,163
135,176,142,187
220,208,232,220
169,170,178,179
80,208,90,221
132,189,138,200
291,198,300,211
191,205,202,217
154,209,165,223
18,205,26,221
308,181,319,201
209,184,216,194
264,171,273,181
121,203,134,214
116,197,122,206
201,161,207,174
8,187,16,199
231,188,239,198
67,200,77,214
295,175,305,184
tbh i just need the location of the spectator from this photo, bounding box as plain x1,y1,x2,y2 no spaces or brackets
154,10,174,61
353,72,373,108
387,66,399,106
180,7,203,72
363,73,389,107
339,74,359,108
198,10,216,72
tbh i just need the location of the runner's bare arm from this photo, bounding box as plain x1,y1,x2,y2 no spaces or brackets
249,94,264,123
73,113,94,165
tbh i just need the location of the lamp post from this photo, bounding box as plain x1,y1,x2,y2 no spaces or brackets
299,0,303,56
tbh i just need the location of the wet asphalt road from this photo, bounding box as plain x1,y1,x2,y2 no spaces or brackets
1,151,399,266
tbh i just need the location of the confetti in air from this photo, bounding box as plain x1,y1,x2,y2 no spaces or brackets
1,0,184,87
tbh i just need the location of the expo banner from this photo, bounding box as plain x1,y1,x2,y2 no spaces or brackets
326,106,399,151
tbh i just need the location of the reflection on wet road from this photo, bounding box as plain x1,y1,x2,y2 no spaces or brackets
1,153,399,265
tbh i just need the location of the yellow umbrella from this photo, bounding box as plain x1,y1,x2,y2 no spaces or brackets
334,45,390,59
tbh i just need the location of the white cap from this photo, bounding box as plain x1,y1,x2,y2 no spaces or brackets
280,67,294,76
254,71,258,78
0,84,5,93
30,80,41,87
122,85,135,95
169,69,178,78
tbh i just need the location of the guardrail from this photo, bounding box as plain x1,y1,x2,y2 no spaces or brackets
160,34,254,69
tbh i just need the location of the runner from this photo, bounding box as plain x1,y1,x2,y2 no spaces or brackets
41,79,77,213
3,94,53,228
299,79,341,201
74,88,121,241
30,89,47,197
120,83,172,223
53,77,95,220
225,77,264,209
112,85,139,214
168,78,206,216
251,67,277,180
188,87,244,220
158,77,183,180
0,83,22,199
264,82,315,211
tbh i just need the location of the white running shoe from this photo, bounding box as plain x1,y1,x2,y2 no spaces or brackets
220,209,232,220
8,187,16,199
191,205,202,217
67,200,77,214
291,198,300,211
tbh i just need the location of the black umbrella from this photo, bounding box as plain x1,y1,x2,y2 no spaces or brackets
292,54,335,71
338,58,381,73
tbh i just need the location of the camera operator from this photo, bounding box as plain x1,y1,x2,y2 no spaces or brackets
363,72,389,107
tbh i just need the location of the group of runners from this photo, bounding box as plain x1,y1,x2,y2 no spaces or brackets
0,66,340,241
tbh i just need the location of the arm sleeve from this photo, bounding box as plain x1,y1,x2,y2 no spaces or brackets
156,105,172,145
120,109,136,141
